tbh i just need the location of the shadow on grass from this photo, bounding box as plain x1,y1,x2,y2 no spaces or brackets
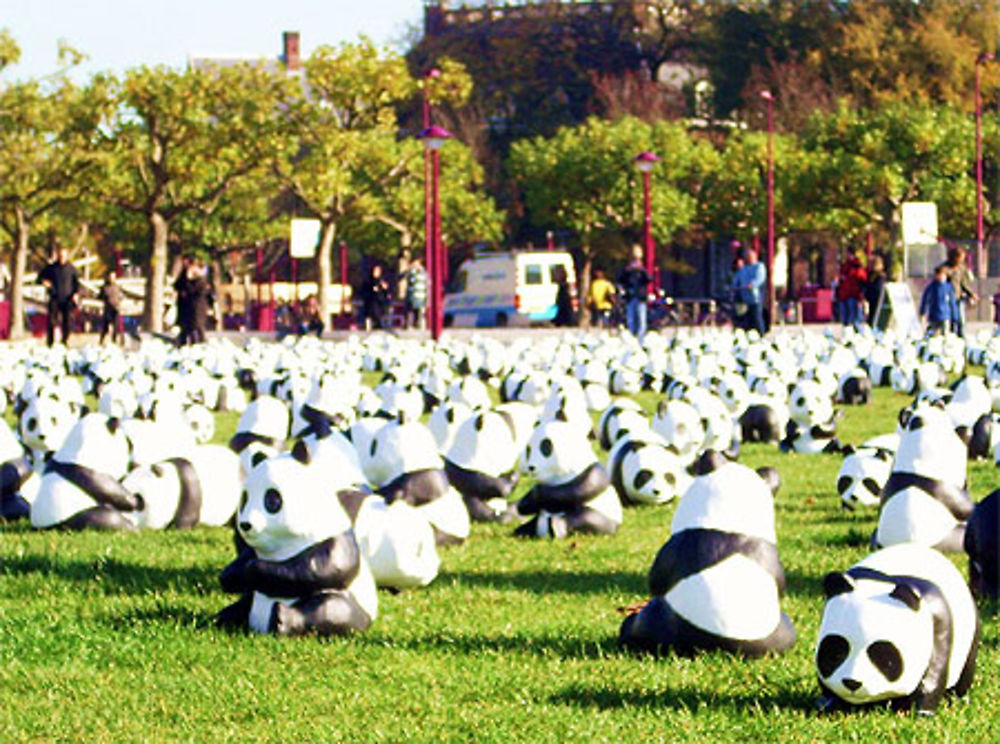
441,569,645,596
108,605,213,630
549,680,814,713
820,527,875,549
379,631,621,660
0,553,219,596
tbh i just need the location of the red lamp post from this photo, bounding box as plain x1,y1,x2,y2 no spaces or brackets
976,52,995,275
634,151,661,289
422,68,441,335
760,89,775,326
419,125,454,341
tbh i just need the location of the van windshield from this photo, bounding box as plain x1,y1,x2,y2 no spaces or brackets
524,265,543,285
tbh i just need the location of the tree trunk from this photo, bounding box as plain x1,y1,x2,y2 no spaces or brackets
578,248,593,328
144,211,169,332
316,220,336,327
9,207,30,340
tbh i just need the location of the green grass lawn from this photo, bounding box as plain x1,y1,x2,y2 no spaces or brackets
1,387,998,743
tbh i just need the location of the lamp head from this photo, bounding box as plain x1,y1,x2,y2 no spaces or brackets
634,151,661,174
419,125,454,151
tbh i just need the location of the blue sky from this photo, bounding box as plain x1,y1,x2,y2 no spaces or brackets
3,0,424,81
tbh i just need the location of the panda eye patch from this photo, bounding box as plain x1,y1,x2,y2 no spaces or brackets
817,634,850,678
796,397,805,407
836,476,852,494
370,439,378,457
867,641,903,681
862,478,880,495
264,489,283,514
634,470,653,490
664,472,676,485
540,438,553,457
26,418,36,432
239,490,248,512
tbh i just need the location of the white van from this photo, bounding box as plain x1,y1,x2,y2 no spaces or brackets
443,250,576,327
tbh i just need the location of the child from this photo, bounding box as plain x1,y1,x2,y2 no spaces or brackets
919,265,959,335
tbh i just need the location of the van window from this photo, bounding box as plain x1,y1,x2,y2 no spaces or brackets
451,269,468,293
525,265,543,285
550,264,568,283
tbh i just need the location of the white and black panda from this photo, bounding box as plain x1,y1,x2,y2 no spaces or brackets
780,379,844,454
836,446,894,511
121,445,241,529
607,435,688,506
30,413,139,530
365,418,471,545
738,400,787,445
0,419,32,521
964,489,998,600
597,399,647,451
815,543,979,714
874,405,974,552
515,417,622,538
19,394,77,464
229,395,289,475
619,452,795,657
836,369,872,405
443,410,520,522
216,444,378,636
650,399,704,465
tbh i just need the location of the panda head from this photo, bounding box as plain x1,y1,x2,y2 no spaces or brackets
836,448,892,510
892,405,967,486
184,404,215,444
19,395,76,454
816,573,933,706
237,446,349,561
670,457,776,542
427,401,474,453
651,399,704,463
446,411,518,477
521,418,595,484
363,419,442,488
235,395,290,444
611,437,686,506
53,413,131,479
788,379,834,425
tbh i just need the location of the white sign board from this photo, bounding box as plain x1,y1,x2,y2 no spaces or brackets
901,202,938,246
874,281,922,337
289,218,321,259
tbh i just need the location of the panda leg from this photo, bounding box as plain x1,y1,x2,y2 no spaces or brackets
563,506,619,535
463,496,517,524
59,506,137,531
513,515,542,539
0,493,30,522
932,524,967,553
618,596,680,655
215,593,252,630
269,591,372,637
431,526,465,547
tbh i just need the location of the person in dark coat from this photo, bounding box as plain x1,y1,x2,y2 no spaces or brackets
617,246,651,339
361,264,392,330
39,247,80,347
863,254,886,327
553,265,575,327
98,271,123,345
190,259,211,343
173,255,208,346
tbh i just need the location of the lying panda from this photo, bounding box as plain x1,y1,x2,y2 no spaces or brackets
815,543,979,714
217,444,378,636
965,490,998,600
619,452,795,657
515,416,622,539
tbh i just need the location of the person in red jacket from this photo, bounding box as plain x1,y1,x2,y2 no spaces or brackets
835,251,867,329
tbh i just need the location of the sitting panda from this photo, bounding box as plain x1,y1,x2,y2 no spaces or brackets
836,369,872,405
815,544,979,714
964,490,998,600
608,434,689,506
650,399,704,465
217,444,378,636
30,414,139,530
515,416,622,539
619,452,795,657
364,418,471,545
229,395,289,476
0,419,31,521
121,445,241,529
597,399,647,451
836,445,894,511
874,405,974,552
780,379,844,454
443,411,520,523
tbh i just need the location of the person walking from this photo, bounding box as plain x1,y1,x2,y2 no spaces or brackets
361,264,392,330
553,265,575,327
98,270,122,345
940,246,978,337
587,269,616,327
38,246,80,347
190,259,211,343
617,246,651,340
836,251,867,329
404,257,428,330
863,254,887,327
920,264,959,335
732,248,767,335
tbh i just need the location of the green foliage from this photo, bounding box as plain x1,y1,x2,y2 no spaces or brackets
0,28,20,71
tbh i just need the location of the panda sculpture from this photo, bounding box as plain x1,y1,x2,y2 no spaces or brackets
515,416,622,538
608,434,689,506
443,410,520,522
229,395,289,475
121,445,241,529
619,452,795,657
650,399,704,465
780,379,844,454
597,399,647,451
217,444,378,636
837,369,872,405
964,489,999,599
874,405,974,552
30,413,139,530
837,446,894,511
815,544,979,714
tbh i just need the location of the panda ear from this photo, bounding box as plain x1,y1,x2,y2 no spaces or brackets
554,408,568,423
79,405,91,418
250,451,268,468
889,583,922,612
106,417,121,434
657,400,668,418
691,449,727,475
822,572,855,598
291,439,311,465
151,463,164,477
874,449,892,462
475,414,484,431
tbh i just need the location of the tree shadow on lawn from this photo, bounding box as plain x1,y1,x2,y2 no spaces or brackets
381,630,621,660
549,680,814,714
0,553,219,596
441,569,645,596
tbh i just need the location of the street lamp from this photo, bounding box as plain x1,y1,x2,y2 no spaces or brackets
634,151,661,288
422,68,441,334
976,52,995,276
760,89,775,327
419,124,454,341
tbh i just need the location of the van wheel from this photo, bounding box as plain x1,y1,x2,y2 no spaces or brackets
444,314,454,328
496,312,508,327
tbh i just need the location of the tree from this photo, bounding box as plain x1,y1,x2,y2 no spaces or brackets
508,115,718,323
0,38,106,338
98,63,293,332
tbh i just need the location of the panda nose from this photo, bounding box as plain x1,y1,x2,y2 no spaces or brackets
842,678,861,692
239,521,252,533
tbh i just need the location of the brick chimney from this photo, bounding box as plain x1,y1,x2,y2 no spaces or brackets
282,31,301,72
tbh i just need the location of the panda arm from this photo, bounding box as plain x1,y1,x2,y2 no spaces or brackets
219,547,257,594
532,463,611,511
245,534,361,597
